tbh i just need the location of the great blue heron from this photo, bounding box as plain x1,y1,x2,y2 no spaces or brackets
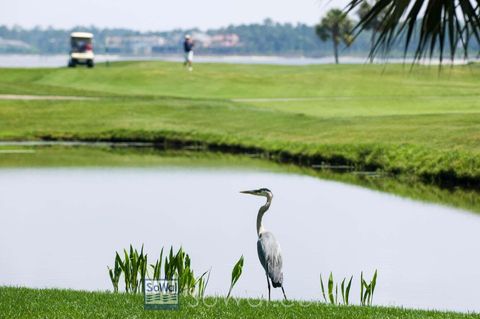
240,188,287,301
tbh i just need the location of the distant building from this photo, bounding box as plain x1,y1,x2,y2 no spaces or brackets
191,33,240,48
209,34,240,47
105,35,166,54
104,33,240,55
191,32,211,47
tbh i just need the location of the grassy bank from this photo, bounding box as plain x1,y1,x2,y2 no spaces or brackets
0,62,479,188
1,145,479,213
0,287,476,319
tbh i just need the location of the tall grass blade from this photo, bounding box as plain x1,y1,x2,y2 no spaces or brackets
320,274,327,303
360,271,364,305
335,284,338,305
369,270,378,305
227,255,244,299
346,276,353,305
328,272,335,304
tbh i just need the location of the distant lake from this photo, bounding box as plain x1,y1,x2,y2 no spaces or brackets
0,54,473,68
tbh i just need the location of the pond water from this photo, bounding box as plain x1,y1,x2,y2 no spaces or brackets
1,167,480,312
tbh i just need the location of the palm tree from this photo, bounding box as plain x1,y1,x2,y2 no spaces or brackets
316,9,354,64
347,0,480,62
356,0,386,62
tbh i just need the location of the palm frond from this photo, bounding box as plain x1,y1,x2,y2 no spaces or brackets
347,0,480,62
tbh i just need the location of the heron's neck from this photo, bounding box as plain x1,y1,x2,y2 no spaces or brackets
257,195,272,236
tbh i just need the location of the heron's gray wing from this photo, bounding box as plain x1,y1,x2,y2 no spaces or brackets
257,232,283,287
257,239,267,270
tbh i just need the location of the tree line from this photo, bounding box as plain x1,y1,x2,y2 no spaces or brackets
0,19,457,58
1,0,478,63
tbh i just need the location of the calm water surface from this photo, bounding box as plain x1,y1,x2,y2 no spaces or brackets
1,167,479,312
0,54,474,67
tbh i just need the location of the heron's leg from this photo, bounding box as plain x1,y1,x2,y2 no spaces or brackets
265,273,271,301
281,286,288,301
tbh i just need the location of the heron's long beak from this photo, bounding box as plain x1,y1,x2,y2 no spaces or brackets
240,190,256,195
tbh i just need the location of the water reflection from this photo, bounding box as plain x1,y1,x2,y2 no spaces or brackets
1,145,479,213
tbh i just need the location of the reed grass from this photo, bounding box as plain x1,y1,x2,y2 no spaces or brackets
108,245,210,297
321,271,376,306
360,270,378,306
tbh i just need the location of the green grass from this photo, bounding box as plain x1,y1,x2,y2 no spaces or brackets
2,64,479,318
0,62,479,187
3,62,479,99
1,287,477,319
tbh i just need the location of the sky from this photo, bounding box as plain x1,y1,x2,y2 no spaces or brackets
1,0,351,31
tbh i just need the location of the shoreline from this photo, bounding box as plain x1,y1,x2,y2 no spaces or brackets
2,135,478,192
1,142,479,214
0,53,477,68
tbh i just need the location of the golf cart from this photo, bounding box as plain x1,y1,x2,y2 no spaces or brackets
68,32,94,68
